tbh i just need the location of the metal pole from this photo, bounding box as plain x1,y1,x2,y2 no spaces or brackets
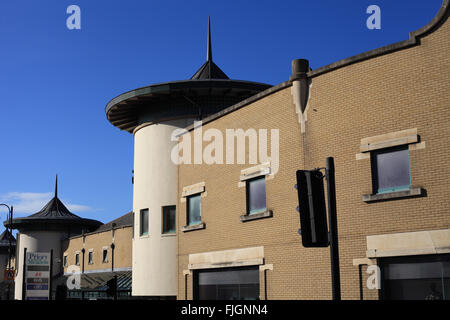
325,157,341,300
49,249,53,300
358,265,363,300
7,206,12,300
22,247,27,300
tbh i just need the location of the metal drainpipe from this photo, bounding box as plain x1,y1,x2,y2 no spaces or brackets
111,223,116,273
81,248,85,274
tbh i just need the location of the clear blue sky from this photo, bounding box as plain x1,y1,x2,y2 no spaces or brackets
0,0,443,229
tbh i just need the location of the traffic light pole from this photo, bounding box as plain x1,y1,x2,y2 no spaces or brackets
325,157,341,300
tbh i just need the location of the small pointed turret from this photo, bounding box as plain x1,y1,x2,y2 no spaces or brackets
191,17,229,80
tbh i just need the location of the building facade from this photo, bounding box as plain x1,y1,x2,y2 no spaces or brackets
176,2,450,300
5,178,102,300
62,212,133,299
105,18,271,298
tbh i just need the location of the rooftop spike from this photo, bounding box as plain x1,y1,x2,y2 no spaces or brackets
55,174,58,198
207,16,212,62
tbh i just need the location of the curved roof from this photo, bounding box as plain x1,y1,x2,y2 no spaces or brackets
4,177,102,231
106,79,271,132
106,17,272,133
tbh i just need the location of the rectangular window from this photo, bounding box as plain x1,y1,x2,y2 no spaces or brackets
162,205,176,234
187,194,202,226
75,253,80,266
194,267,260,300
102,249,108,263
63,255,68,267
246,176,266,214
380,254,450,300
371,145,411,194
140,209,149,236
88,251,93,264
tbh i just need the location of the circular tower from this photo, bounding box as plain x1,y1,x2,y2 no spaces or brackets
4,178,102,300
105,18,272,297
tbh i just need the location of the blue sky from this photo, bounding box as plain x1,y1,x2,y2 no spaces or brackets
0,0,443,229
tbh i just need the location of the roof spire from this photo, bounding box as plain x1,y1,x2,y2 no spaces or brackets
55,174,58,198
207,16,212,62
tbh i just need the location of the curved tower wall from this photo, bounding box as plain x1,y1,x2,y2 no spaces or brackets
132,118,193,297
14,231,65,300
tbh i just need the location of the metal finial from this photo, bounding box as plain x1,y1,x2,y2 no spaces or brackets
55,174,58,198
207,16,212,62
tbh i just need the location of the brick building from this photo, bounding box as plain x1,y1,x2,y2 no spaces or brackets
176,1,450,300
62,212,133,299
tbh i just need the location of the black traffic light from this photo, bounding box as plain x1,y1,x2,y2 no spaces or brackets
106,275,117,299
296,169,329,247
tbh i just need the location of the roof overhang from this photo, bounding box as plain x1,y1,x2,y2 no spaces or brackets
106,79,272,133
4,217,103,232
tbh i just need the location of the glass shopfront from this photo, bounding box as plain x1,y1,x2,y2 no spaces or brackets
194,266,259,300
380,254,450,300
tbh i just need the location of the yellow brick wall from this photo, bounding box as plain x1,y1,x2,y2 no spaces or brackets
177,11,450,300
62,227,132,273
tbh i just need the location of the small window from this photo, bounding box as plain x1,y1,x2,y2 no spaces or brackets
187,194,202,226
162,206,176,234
75,253,80,266
140,209,149,236
246,176,266,214
88,251,93,265
371,146,411,194
102,249,108,263
63,255,68,267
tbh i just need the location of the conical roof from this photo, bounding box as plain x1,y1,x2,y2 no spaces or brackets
28,197,80,219
191,16,229,80
106,17,271,133
4,176,102,232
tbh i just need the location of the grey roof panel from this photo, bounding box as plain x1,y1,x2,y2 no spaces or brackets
0,229,15,247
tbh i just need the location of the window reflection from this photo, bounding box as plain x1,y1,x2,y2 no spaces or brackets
381,254,450,300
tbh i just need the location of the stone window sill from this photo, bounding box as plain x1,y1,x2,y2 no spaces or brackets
363,187,423,203
161,232,176,237
181,222,206,232
240,210,273,222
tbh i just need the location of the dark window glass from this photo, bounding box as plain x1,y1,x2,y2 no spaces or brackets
75,253,79,266
102,249,108,263
140,209,149,236
162,206,176,234
247,177,266,214
63,256,67,267
195,267,260,300
372,146,410,193
381,254,450,300
187,194,201,226
88,252,93,264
